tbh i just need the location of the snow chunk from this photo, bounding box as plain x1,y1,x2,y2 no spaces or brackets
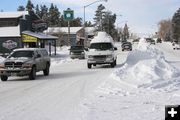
112,39,180,89
90,32,113,43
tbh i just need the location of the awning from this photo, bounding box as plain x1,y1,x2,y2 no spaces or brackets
22,31,58,42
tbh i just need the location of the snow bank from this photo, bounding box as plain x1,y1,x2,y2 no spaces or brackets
112,38,180,89
90,32,113,43
51,46,78,65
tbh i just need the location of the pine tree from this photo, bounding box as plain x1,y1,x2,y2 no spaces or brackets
40,5,49,23
48,4,61,26
123,23,129,40
35,5,41,17
94,4,105,31
172,8,180,42
102,11,116,37
17,5,25,11
85,21,93,27
26,0,34,11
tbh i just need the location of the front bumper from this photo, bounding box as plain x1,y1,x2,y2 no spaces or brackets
88,58,114,64
0,68,32,76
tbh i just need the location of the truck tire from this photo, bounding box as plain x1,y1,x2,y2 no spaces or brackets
29,66,36,80
88,63,92,69
114,60,117,66
1,75,8,81
43,63,50,76
111,61,115,68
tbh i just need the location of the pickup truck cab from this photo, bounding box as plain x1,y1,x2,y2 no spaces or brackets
0,48,50,81
86,32,117,69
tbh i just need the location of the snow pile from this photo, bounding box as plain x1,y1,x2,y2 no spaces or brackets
51,46,78,65
90,32,113,43
112,38,180,89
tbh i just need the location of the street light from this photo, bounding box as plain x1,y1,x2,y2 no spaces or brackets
83,0,108,26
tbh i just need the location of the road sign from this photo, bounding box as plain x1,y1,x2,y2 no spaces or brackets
63,8,74,21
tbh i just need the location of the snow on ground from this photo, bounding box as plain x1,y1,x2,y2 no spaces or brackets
51,46,79,65
77,39,180,120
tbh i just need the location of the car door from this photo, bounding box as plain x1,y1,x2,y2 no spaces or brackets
35,50,43,71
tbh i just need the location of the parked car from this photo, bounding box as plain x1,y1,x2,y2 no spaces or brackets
150,39,156,45
146,38,155,45
173,42,180,50
0,48,50,81
121,42,132,51
132,38,140,43
69,46,85,59
156,38,162,43
86,32,117,69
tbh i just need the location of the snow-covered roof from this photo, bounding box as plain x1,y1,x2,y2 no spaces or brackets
0,11,28,19
85,27,95,35
22,31,58,39
45,27,95,35
0,25,20,37
90,32,113,43
45,27,83,34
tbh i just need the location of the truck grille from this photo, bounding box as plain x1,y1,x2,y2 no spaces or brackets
93,55,106,59
5,62,23,69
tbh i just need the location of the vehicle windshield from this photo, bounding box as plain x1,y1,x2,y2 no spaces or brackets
8,51,34,58
70,46,84,50
90,43,113,51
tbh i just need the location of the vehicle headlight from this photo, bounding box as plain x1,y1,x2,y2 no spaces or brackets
0,64,5,69
106,55,113,58
22,63,32,68
88,55,93,58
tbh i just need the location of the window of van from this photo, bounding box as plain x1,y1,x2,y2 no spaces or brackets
90,43,113,51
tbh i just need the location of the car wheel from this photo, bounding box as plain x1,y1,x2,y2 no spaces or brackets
110,61,115,68
114,60,117,66
29,66,36,80
122,49,124,51
43,63,50,76
1,75,8,81
88,63,92,69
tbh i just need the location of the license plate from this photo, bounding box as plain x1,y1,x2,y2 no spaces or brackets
11,73,17,76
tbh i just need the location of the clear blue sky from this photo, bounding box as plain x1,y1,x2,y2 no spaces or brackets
0,0,180,36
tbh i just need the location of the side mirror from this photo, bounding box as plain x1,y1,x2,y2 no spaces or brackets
35,54,41,58
114,47,118,51
84,47,89,51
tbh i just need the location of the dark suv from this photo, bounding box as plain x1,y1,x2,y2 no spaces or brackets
0,48,50,81
121,42,132,51
69,46,85,59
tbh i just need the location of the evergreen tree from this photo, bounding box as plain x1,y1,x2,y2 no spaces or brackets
172,8,180,42
17,5,25,11
102,11,116,37
26,0,34,11
123,23,129,40
35,5,41,17
40,5,49,23
85,21,93,27
48,4,60,26
94,4,105,31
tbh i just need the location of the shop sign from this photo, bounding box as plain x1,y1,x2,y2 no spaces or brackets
2,40,17,50
22,34,37,42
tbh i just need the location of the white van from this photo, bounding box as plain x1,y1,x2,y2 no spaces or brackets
86,32,117,69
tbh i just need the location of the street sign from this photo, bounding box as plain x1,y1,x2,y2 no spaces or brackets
63,8,74,21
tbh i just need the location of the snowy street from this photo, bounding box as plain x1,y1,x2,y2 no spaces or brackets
0,42,180,120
